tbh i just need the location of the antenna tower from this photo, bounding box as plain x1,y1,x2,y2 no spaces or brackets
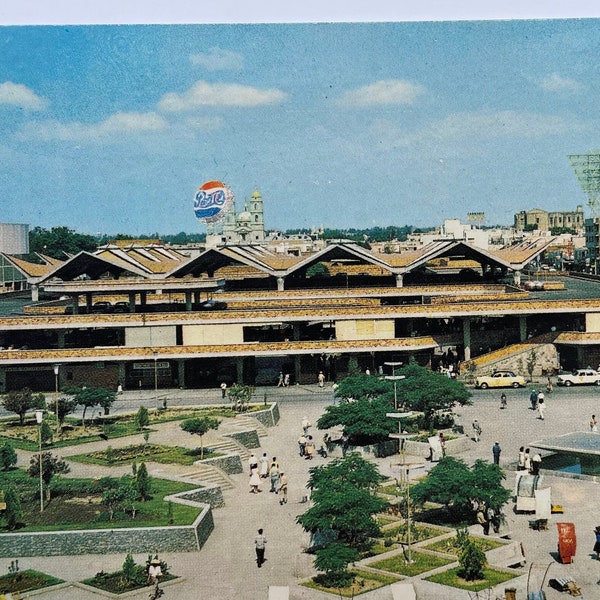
568,152,600,217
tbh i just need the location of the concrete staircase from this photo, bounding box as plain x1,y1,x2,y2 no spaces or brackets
230,414,269,438
178,463,237,490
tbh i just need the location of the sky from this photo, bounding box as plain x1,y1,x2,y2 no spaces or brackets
1,3,600,235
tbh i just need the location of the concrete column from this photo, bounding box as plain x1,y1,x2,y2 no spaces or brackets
513,270,521,286
236,357,244,384
293,324,301,341
294,355,301,384
395,273,404,288
72,295,80,315
185,291,192,312
177,360,186,388
519,316,527,342
118,362,127,385
31,283,39,302
193,291,201,304
140,291,148,307
463,317,471,362
577,347,585,367
85,292,93,312
128,292,137,312
57,331,66,349
277,277,285,291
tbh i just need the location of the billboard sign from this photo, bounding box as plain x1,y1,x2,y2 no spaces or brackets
194,180,234,224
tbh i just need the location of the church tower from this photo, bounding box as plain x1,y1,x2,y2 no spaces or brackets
248,188,265,243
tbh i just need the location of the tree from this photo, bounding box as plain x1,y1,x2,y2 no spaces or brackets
135,406,150,431
29,226,97,259
1,388,45,426
102,485,133,521
180,416,220,459
65,386,116,427
135,462,152,501
56,396,78,429
306,262,330,278
27,452,70,501
121,552,137,584
0,441,17,471
297,453,386,552
227,384,254,412
411,457,511,520
314,542,358,588
526,349,537,382
4,485,23,530
457,531,487,581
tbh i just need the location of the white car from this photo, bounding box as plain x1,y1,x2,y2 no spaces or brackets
475,370,526,389
557,369,600,387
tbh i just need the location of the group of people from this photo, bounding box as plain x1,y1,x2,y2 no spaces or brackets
476,502,503,535
529,389,547,420
248,453,288,503
276,371,291,387
517,446,542,474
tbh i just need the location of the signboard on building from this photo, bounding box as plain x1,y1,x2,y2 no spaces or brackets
194,181,234,224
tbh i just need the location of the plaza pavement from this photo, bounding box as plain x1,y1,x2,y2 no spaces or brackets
3,384,600,599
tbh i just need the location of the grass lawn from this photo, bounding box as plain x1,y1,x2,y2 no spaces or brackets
426,566,519,591
381,522,448,544
83,566,176,594
0,470,202,531
370,550,454,577
69,443,221,466
302,570,398,597
423,535,506,556
0,569,63,593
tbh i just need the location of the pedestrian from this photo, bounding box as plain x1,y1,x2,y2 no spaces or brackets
546,376,553,393
590,414,598,433
297,433,307,456
248,453,258,474
490,506,502,534
220,381,227,399
254,528,267,567
117,382,123,395
472,419,482,442
249,467,262,494
302,416,311,435
500,392,507,409
269,457,280,492
277,371,284,387
517,446,526,471
476,504,490,535
304,435,315,460
283,373,290,387
529,389,538,411
537,397,546,420
593,525,600,560
277,472,288,504
365,368,370,375
524,448,531,472
439,432,447,457
531,453,542,475
492,441,501,465
259,452,269,478
341,432,349,457
317,371,325,387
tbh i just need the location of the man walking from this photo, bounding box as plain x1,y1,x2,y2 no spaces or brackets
254,528,267,567
492,441,501,465
472,419,482,442
529,389,538,411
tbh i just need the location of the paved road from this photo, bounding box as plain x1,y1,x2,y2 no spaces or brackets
3,383,600,599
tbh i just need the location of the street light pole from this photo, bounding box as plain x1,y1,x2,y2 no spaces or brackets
153,351,158,410
35,410,44,512
384,375,405,410
53,364,60,433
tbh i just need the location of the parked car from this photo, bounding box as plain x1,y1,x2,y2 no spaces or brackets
557,369,600,387
475,370,526,389
113,301,131,313
91,301,113,314
197,299,228,311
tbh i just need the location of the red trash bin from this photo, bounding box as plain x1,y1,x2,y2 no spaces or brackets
556,522,576,564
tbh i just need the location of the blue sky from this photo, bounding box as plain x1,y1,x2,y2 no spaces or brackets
2,17,600,235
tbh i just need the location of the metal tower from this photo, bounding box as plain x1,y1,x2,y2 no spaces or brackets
568,152,600,217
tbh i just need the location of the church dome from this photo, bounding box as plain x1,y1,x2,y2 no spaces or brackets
238,210,252,223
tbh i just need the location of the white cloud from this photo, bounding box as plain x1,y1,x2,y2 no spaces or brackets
16,111,167,141
185,116,224,129
0,81,48,111
158,81,287,112
189,47,244,71
539,73,583,92
392,110,585,146
337,79,425,107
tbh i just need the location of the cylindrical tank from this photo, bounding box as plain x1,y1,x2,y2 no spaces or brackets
0,223,29,254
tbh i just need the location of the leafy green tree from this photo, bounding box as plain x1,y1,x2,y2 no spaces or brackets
29,226,97,259
526,349,537,382
181,417,220,459
0,441,17,471
102,485,134,521
40,421,53,445
1,388,45,426
121,552,137,583
306,262,330,278
65,386,116,427
135,462,152,501
297,453,386,552
4,485,23,530
411,457,511,520
314,542,357,588
56,396,78,428
27,452,70,500
227,384,254,412
458,537,487,581
347,357,361,377
135,406,150,431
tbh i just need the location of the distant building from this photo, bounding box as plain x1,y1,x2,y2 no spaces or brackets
514,206,585,233
0,223,29,254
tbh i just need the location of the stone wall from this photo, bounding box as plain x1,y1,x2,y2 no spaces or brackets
249,403,280,427
198,453,243,475
167,486,224,509
224,429,261,449
0,503,214,557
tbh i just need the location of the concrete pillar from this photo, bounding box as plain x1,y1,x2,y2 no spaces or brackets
57,331,66,349
72,295,80,314
85,292,93,312
463,317,471,362
236,357,244,384
277,277,285,291
31,283,39,302
294,355,301,384
513,270,521,286
177,360,186,388
519,316,527,342
293,324,301,341
118,362,127,385
128,292,137,312
185,291,192,312
140,291,148,307
395,273,404,288
577,346,585,367
193,291,201,304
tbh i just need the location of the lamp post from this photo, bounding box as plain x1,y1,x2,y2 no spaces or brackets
53,364,60,433
153,351,158,410
384,375,405,410
35,410,44,512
